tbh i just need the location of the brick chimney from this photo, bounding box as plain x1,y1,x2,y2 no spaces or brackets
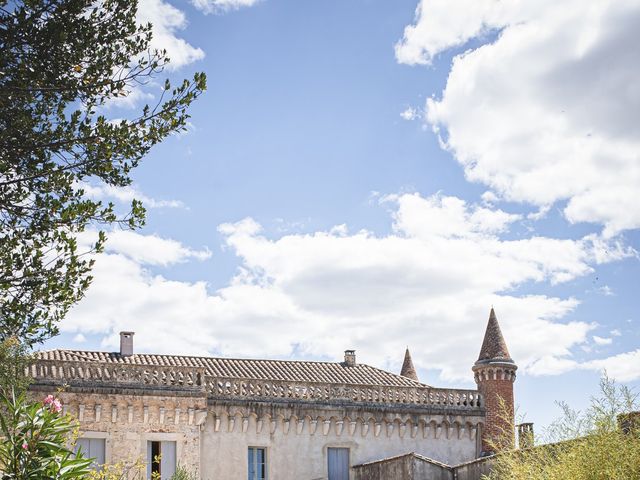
344,350,356,367
119,331,134,357
472,308,517,455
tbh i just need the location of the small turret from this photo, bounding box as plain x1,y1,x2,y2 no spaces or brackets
400,348,418,382
472,308,517,455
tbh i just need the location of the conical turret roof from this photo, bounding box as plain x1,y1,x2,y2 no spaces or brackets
400,347,419,381
476,308,514,365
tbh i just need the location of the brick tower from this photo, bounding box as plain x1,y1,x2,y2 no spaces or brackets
472,308,517,455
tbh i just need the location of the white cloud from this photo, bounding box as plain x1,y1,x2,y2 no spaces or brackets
77,230,212,267
582,349,640,382
191,0,261,15
138,0,205,70
595,285,614,296
80,182,185,209
610,329,621,337
61,193,634,383
592,335,612,346
397,0,640,235
72,333,86,343
400,107,421,121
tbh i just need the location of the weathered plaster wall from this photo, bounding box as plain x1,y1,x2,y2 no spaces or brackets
200,402,482,480
38,390,483,480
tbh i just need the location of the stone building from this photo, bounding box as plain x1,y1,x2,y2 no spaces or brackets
30,308,516,479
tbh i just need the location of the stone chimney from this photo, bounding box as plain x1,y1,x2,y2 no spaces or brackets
517,423,534,449
344,350,356,367
119,331,135,357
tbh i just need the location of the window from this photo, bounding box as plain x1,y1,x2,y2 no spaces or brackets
147,441,176,480
74,437,105,471
327,447,349,480
248,447,267,480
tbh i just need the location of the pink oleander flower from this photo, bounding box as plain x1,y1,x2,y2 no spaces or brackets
43,394,54,405
51,398,62,413
22,442,28,450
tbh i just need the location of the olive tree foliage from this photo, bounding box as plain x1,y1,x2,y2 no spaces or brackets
0,337,33,398
0,0,206,345
485,375,640,480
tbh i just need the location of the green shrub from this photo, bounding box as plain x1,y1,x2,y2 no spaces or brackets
0,391,92,479
485,375,640,480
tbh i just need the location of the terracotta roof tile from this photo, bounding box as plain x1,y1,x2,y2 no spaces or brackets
400,348,419,382
476,308,514,364
36,349,427,387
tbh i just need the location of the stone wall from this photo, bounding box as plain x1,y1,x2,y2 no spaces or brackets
353,453,453,480
453,456,494,480
34,389,206,478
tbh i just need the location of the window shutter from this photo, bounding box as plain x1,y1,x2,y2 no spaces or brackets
160,441,176,480
328,448,349,480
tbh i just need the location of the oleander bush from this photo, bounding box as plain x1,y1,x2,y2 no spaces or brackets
0,392,92,479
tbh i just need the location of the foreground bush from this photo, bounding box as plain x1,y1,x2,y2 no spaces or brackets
0,392,92,479
485,376,640,480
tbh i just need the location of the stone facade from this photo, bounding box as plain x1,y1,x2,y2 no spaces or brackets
30,309,515,479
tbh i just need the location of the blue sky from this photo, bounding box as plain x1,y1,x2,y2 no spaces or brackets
48,0,640,432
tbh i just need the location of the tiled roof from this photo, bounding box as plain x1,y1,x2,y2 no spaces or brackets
400,348,419,382
36,350,426,387
476,308,514,364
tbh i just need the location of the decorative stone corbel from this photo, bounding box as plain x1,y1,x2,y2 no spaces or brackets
111,405,117,423
447,425,455,439
335,420,344,436
470,426,478,440
309,419,318,435
95,404,102,423
256,419,263,434
458,425,465,439
242,417,249,433
296,418,305,435
361,422,370,437
78,404,85,422
399,423,407,438
411,425,418,438
159,407,165,425
214,416,221,432
188,408,194,425
270,419,277,434
348,421,357,436
322,420,331,436
174,408,181,425
283,420,291,435
435,425,442,439
195,410,207,426
143,406,149,424
128,405,133,424
374,423,381,437
228,416,235,432
386,422,394,437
